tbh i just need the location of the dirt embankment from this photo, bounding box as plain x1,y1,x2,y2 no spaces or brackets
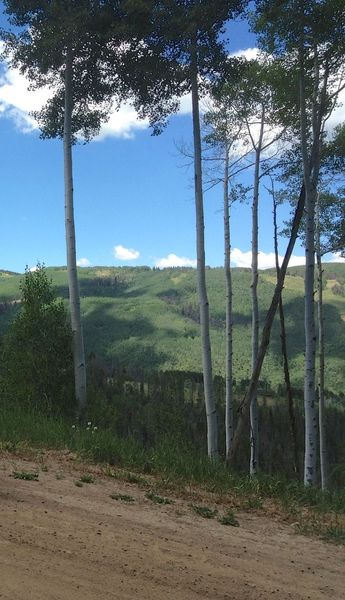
0,452,344,600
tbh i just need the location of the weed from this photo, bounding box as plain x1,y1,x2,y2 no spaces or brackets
191,504,217,519
109,470,149,486
56,472,65,480
218,510,240,527
79,474,94,484
245,495,263,510
0,441,18,452
322,525,345,544
12,470,38,481
110,493,135,502
74,480,83,487
145,491,174,505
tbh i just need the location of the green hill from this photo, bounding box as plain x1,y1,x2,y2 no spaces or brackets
0,263,344,395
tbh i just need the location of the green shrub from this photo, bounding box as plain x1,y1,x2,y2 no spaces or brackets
1,264,74,416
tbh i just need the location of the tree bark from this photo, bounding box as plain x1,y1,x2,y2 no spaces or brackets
190,44,218,458
299,49,318,486
316,197,328,489
228,184,306,466
250,106,265,476
224,145,233,459
273,190,299,477
64,44,87,416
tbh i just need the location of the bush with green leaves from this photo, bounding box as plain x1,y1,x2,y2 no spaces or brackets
1,264,74,415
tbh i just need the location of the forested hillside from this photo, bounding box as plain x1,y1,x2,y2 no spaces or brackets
1,263,344,397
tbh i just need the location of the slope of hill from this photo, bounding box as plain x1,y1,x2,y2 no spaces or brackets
0,264,344,395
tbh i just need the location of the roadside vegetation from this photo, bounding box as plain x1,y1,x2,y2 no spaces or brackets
1,402,345,544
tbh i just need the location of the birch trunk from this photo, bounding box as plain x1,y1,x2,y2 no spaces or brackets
224,146,233,459
64,45,87,416
250,108,265,476
273,193,299,476
299,51,318,486
316,197,328,489
190,46,218,458
228,184,306,465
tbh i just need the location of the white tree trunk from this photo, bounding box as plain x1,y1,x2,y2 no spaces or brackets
316,198,328,489
190,47,218,459
299,56,318,486
273,191,299,476
64,45,87,416
224,146,233,459
303,190,317,485
250,108,265,476
228,185,306,465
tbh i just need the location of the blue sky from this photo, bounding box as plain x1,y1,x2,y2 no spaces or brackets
0,6,343,274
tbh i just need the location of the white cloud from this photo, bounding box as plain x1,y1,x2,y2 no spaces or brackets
0,61,149,139
0,66,52,132
29,265,39,272
97,103,148,140
77,258,91,267
113,244,140,261
325,87,345,135
230,47,260,61
231,248,306,270
326,252,345,264
155,253,197,268
178,93,192,115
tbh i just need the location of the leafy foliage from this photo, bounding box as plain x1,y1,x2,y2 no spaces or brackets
2,0,120,142
0,264,74,415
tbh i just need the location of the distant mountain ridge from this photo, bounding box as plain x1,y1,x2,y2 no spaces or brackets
0,264,344,396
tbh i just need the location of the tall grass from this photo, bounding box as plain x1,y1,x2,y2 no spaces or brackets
1,404,345,523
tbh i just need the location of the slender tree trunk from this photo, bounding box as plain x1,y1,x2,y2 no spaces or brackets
228,184,306,466
272,191,299,477
299,53,318,486
316,197,328,489
190,45,218,458
250,108,265,476
303,189,317,486
224,146,233,459
64,45,87,416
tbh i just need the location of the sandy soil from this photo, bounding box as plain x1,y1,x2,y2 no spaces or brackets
0,451,344,600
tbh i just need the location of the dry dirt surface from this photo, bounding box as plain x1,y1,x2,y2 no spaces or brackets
0,452,344,600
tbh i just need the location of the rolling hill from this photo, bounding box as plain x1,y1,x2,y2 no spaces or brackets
0,263,344,396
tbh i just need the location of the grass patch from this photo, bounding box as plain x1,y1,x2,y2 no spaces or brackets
145,491,174,505
191,504,218,519
110,493,135,503
1,405,345,545
322,525,345,544
107,469,149,487
74,480,83,487
12,470,39,481
79,474,94,484
218,510,240,527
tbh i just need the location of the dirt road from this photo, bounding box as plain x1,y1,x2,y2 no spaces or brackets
0,452,344,599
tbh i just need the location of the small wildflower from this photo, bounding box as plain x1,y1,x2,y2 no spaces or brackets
72,425,76,430
87,422,92,427
93,426,98,431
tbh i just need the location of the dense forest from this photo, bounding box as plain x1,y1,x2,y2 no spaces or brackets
0,264,345,394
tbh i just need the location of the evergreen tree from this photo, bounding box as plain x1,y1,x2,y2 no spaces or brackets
1,265,74,415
